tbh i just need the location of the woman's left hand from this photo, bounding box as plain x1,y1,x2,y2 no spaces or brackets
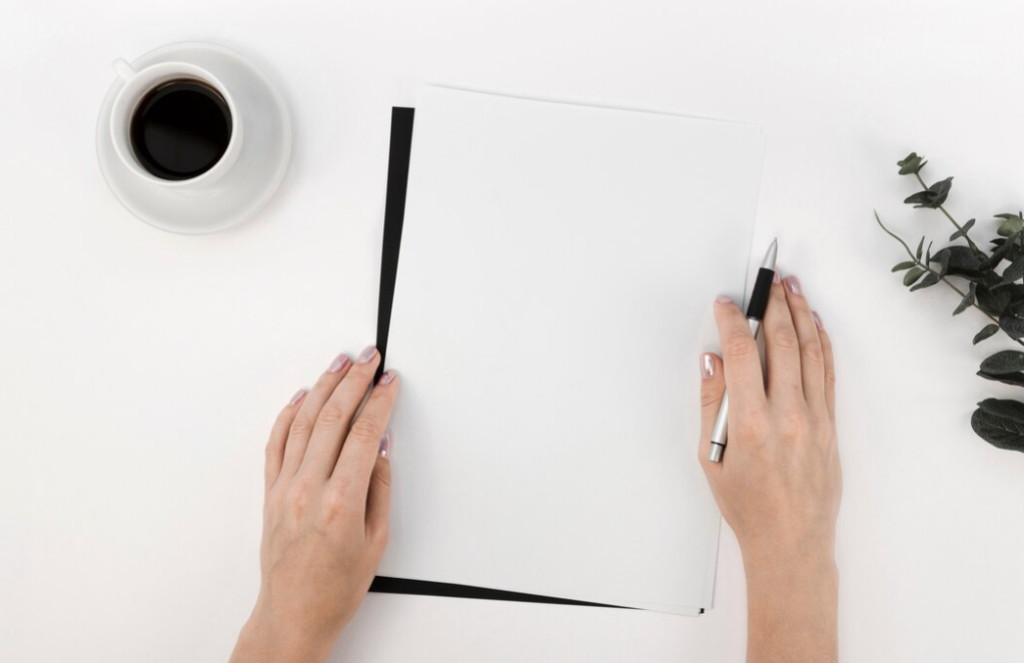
230,346,399,663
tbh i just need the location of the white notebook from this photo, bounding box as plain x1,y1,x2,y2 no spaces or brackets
379,86,765,614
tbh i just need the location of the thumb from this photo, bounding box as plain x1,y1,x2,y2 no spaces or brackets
698,352,726,468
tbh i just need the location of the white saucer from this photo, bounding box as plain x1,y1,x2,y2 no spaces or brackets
96,42,292,234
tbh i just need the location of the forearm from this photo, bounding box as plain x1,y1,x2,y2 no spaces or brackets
743,546,839,663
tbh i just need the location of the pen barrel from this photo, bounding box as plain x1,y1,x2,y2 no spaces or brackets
709,318,762,461
710,391,729,444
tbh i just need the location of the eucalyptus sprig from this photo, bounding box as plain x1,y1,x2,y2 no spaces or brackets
877,153,1024,452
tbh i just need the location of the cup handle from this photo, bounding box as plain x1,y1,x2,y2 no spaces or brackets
112,58,135,81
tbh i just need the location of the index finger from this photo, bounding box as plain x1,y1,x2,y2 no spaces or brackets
330,370,401,507
713,295,767,410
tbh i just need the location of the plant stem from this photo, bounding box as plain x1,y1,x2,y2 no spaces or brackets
874,211,1024,348
914,172,984,255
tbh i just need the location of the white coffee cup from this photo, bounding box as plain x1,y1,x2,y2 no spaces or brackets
109,58,244,191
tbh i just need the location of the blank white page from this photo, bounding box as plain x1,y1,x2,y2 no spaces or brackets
379,86,764,614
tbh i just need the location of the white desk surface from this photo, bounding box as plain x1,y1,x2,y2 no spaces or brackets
3,1,1024,661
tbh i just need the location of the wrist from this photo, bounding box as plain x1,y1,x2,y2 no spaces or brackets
740,537,837,583
230,603,339,663
741,540,840,663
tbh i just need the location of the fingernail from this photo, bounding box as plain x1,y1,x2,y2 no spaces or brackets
379,431,392,459
700,353,716,379
288,388,308,406
812,311,824,330
772,271,781,284
328,354,351,373
784,275,802,295
357,346,378,364
715,295,732,305
379,370,397,385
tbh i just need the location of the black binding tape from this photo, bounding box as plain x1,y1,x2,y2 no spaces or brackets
375,107,415,383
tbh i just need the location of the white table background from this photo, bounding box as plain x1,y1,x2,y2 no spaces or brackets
3,1,1024,661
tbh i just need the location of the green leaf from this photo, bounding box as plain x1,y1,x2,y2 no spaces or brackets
953,282,977,315
980,350,1024,374
996,213,1024,237
909,272,940,291
897,152,927,175
976,284,1012,316
974,324,1000,344
1004,253,1024,282
971,400,1024,452
983,232,1019,269
903,177,953,209
915,237,924,260
978,398,1024,423
977,371,1024,387
999,314,1024,340
903,267,925,286
892,261,916,272
930,246,981,274
950,219,976,241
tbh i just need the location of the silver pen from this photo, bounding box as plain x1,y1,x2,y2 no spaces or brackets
708,239,778,463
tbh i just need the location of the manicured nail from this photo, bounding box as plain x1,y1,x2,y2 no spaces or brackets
772,271,781,284
357,346,378,364
328,353,351,373
812,311,824,330
379,431,392,459
288,388,308,406
379,370,397,385
715,295,732,305
784,275,802,295
700,353,716,379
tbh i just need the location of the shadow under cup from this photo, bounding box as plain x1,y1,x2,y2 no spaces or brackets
128,78,233,181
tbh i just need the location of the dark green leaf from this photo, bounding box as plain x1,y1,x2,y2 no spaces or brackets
980,350,1024,374
925,241,933,264
930,246,981,274
892,261,916,272
996,213,1024,237
915,237,924,260
999,314,1024,340
983,231,1019,269
971,401,1024,452
953,282,977,315
903,267,925,286
977,371,1024,387
1004,254,1024,282
974,324,1000,344
903,177,953,209
897,152,927,175
978,398,1024,423
909,272,940,291
976,284,1012,316
949,218,976,241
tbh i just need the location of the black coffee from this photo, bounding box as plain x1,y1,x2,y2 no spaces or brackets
129,79,233,181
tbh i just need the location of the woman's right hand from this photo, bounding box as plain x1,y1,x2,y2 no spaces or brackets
698,273,841,663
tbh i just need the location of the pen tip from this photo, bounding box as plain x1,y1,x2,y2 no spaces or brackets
762,238,779,270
